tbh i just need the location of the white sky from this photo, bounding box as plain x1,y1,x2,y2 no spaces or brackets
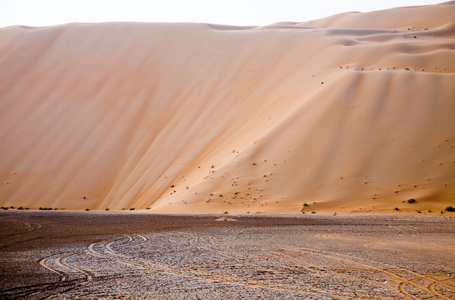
0,0,445,28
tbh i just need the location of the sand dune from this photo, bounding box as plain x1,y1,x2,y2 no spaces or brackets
1,2,454,214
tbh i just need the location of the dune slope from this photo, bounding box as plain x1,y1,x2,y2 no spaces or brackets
1,2,455,214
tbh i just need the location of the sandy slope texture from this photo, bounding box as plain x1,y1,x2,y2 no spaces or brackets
0,2,454,214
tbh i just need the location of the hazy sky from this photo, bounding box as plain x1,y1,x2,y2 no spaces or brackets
0,0,444,28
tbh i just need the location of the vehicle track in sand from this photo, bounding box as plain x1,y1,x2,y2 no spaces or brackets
38,230,454,299
286,245,455,299
169,229,455,299
154,232,325,296
0,222,42,249
133,231,396,297
38,252,95,282
180,231,390,298
1,213,454,299
1,253,79,299
87,233,323,297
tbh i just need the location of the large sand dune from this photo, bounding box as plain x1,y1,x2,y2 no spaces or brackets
1,2,454,214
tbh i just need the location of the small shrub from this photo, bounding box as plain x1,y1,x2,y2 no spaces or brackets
105,208,110,211
146,207,151,210
445,206,455,212
303,203,308,207
85,208,90,211
333,213,337,216
170,185,175,188
405,68,410,70
428,210,432,213
219,194,223,197
394,207,399,211
311,211,316,214
130,208,135,210
407,198,416,204
224,211,228,214
17,206,24,210
36,207,54,211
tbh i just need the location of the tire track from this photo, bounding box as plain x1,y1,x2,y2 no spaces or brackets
38,254,69,281
87,240,149,270
88,234,319,297
398,277,436,299
165,230,455,299
201,233,361,297
0,281,78,299
293,247,414,298
0,222,42,239
60,254,95,282
32,252,95,299
137,234,147,244
149,233,325,297
2,254,78,299
0,222,43,249
193,232,432,299
39,252,95,283
286,246,449,299
427,277,455,299
91,234,215,275
149,232,341,297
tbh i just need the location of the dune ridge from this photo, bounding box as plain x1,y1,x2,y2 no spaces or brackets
1,2,454,214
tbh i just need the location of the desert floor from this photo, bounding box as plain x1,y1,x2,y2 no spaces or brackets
0,211,454,299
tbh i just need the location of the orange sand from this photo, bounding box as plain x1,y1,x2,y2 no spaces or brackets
1,2,454,214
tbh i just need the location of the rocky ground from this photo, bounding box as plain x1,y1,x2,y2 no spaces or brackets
0,211,454,299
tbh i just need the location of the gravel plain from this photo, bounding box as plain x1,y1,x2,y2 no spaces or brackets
0,211,454,299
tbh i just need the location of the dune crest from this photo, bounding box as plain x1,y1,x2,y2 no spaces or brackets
1,3,454,214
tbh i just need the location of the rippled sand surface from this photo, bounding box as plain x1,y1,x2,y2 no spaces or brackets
1,3,455,214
